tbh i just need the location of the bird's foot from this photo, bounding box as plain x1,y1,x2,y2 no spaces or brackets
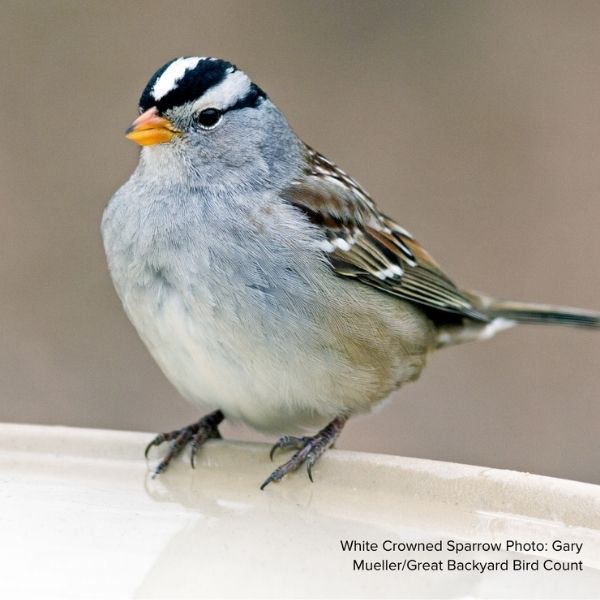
261,416,347,489
145,410,224,477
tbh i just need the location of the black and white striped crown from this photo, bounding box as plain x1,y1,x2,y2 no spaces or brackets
139,57,267,114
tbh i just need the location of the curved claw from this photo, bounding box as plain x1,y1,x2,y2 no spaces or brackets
190,441,200,469
144,441,154,459
260,476,273,491
260,470,283,490
306,455,316,483
144,435,165,459
269,441,284,461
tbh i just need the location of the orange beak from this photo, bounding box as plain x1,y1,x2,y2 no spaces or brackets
125,107,180,146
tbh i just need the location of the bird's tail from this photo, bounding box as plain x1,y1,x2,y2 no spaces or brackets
484,299,600,329
436,295,599,347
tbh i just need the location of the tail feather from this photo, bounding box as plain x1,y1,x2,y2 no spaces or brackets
436,296,599,348
485,300,600,329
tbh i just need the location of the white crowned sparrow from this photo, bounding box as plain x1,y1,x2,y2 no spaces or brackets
102,57,600,488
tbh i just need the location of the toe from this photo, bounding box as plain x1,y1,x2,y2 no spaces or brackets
144,433,168,458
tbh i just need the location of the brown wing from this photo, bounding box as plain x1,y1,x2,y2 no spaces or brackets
282,145,488,322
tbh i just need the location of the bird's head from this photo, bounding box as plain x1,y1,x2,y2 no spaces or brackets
125,57,301,187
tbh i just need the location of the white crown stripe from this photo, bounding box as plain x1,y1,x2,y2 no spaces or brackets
151,57,203,101
191,70,252,112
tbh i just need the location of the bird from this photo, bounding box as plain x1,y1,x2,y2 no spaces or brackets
102,56,600,489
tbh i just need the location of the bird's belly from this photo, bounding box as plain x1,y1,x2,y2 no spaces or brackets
136,290,264,423
119,261,434,433
120,274,343,432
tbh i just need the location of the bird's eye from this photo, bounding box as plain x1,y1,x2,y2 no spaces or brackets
196,108,222,129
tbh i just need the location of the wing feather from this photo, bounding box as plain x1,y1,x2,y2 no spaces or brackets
282,145,488,322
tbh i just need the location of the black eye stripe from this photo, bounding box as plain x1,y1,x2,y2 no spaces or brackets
225,83,266,112
193,83,267,130
197,83,267,117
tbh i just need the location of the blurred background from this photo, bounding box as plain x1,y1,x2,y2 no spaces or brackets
1,0,599,484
